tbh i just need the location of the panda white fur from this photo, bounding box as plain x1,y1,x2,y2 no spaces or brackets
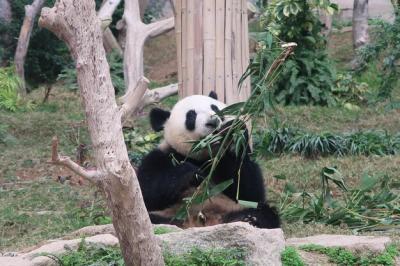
137,92,280,228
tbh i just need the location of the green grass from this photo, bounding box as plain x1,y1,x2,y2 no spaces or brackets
55,240,246,266
300,244,399,266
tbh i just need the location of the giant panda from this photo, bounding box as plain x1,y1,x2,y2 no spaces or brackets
137,92,280,229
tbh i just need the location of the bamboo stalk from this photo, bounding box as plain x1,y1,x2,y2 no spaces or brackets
215,0,225,99
202,0,216,95
181,0,187,97
175,0,183,96
186,0,195,96
224,0,233,104
193,0,204,95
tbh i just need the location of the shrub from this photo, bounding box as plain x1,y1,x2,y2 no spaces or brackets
250,0,338,106
356,8,400,100
0,66,21,111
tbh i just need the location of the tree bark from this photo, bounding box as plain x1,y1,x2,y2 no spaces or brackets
175,0,251,104
14,0,45,95
352,0,369,49
39,1,164,265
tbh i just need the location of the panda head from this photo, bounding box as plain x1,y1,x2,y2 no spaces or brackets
150,92,227,159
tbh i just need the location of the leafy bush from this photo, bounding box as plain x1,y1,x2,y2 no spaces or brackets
0,66,20,111
256,127,400,158
356,8,400,99
333,73,369,107
250,0,338,105
279,167,400,232
58,51,125,93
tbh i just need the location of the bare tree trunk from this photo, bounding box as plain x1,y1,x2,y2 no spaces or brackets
175,0,251,104
39,1,164,265
352,0,369,49
14,0,45,95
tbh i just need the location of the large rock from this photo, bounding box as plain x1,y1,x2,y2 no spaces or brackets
287,234,392,253
0,222,284,266
160,222,285,265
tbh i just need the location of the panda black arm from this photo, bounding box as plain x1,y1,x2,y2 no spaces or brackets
222,202,280,229
212,152,266,203
137,149,201,211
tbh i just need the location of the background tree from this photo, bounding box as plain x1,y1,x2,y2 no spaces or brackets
39,0,164,265
14,0,45,95
175,0,251,104
352,0,369,49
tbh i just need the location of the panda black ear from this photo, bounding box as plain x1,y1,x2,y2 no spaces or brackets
150,108,170,132
208,91,218,100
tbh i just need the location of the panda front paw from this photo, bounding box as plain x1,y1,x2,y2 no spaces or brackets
243,214,258,226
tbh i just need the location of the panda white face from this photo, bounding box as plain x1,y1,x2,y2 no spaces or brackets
150,94,227,159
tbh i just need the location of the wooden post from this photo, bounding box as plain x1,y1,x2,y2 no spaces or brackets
175,0,251,104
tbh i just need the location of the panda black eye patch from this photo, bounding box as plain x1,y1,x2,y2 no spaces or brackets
185,110,197,131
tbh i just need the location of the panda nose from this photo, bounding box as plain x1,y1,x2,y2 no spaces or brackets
205,117,220,129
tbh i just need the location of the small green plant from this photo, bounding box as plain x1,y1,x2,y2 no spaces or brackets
279,167,400,232
256,127,400,158
333,73,369,108
124,130,161,165
300,244,399,266
0,66,21,112
163,248,246,266
281,247,305,266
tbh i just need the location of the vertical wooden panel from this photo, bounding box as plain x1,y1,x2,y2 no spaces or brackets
175,0,183,97
193,0,204,95
203,0,216,95
224,0,233,104
215,0,225,99
186,0,195,96
181,0,187,97
240,0,248,101
230,0,240,103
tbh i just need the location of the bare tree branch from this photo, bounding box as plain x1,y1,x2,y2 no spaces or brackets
119,77,150,122
49,136,102,183
140,83,178,107
98,0,122,28
146,17,174,38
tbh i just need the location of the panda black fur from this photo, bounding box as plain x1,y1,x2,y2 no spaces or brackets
137,92,280,229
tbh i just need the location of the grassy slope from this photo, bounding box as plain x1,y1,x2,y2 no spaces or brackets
0,30,399,251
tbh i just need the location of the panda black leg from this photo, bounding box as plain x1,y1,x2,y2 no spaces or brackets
222,202,280,229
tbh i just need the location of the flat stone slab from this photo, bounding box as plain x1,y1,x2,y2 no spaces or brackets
287,234,392,253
